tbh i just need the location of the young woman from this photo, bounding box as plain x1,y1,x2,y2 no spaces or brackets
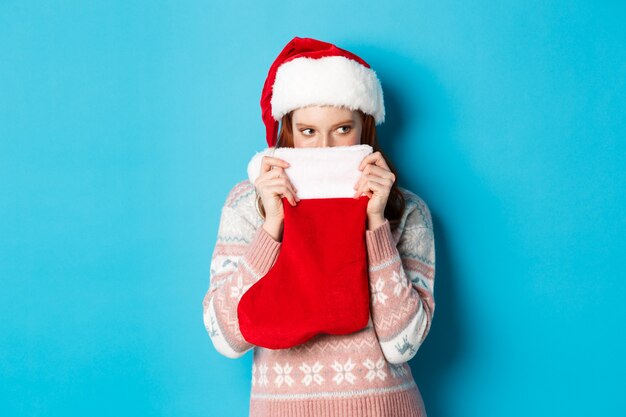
203,37,436,417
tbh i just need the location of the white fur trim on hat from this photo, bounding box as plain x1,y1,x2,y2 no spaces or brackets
270,56,385,124
247,144,373,199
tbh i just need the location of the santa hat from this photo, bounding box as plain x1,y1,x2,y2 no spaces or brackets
260,36,386,148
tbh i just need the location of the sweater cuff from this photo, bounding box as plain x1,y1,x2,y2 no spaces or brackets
243,225,282,275
365,219,398,264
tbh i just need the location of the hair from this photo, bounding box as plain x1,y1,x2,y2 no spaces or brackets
255,108,406,232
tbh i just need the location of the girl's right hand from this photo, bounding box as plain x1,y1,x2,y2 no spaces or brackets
254,155,300,222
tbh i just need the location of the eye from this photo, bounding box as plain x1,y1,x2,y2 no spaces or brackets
301,128,314,136
337,125,352,134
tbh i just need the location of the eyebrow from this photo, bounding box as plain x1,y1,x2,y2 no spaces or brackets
295,120,354,128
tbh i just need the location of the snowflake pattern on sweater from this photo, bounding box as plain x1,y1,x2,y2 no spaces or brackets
202,179,435,417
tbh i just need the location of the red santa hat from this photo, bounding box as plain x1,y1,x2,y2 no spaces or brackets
260,36,386,148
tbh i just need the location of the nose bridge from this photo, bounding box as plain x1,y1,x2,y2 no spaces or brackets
321,131,330,147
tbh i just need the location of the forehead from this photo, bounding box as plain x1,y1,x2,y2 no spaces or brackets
292,105,357,123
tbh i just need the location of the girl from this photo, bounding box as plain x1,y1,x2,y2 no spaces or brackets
203,37,436,417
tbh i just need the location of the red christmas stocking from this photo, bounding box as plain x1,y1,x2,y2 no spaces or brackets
237,144,373,349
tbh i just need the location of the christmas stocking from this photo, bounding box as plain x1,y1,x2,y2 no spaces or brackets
237,144,373,349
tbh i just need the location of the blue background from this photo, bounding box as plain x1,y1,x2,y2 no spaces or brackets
1,1,625,416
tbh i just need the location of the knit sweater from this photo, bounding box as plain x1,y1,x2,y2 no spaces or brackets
202,179,436,417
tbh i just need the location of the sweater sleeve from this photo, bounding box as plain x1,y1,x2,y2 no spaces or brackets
202,202,282,359
365,200,436,364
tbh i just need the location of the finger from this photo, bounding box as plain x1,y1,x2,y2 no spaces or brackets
358,152,390,171
255,167,282,191
268,170,298,197
365,174,394,188
354,175,390,198
266,184,289,206
261,169,299,201
261,167,297,191
289,181,300,201
362,164,395,182
280,177,300,202
282,186,299,206
263,165,285,180
354,182,373,199
363,179,384,198
267,184,297,206
352,166,376,191
354,178,372,199
260,156,290,174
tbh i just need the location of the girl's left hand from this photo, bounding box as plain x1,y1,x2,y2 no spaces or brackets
352,151,395,228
